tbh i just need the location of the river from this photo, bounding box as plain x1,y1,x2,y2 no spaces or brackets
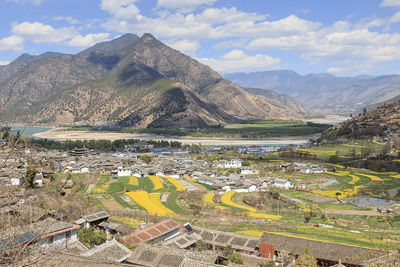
29,126,313,146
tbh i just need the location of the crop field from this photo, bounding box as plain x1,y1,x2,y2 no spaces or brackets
164,176,186,191
148,176,164,191
125,191,175,216
77,160,400,251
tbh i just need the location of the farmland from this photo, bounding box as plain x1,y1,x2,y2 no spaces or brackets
51,137,400,252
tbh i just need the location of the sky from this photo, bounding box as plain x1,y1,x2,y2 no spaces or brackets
0,0,400,76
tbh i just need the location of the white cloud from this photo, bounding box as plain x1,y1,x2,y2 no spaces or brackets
166,39,199,55
0,61,11,66
68,33,110,47
12,22,77,44
390,10,400,23
198,49,280,73
5,0,42,5
380,0,400,7
100,0,140,19
0,35,24,51
157,0,216,13
54,16,79,25
247,23,400,66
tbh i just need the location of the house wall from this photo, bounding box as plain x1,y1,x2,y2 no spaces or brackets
11,177,23,186
118,170,132,177
259,243,275,259
41,229,78,247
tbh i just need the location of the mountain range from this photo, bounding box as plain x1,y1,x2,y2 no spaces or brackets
225,71,400,115
0,34,308,128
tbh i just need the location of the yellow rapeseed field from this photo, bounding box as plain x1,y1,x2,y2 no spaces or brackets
247,212,281,220
203,193,215,205
221,191,257,212
326,163,346,168
129,176,139,186
148,176,164,191
299,149,336,155
165,176,186,191
203,192,229,209
348,174,360,185
341,144,364,148
235,230,264,237
355,173,383,181
109,216,147,227
312,185,365,198
125,191,175,216
92,184,109,194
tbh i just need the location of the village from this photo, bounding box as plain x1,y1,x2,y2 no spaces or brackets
1,139,400,266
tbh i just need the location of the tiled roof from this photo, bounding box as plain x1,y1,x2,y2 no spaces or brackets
81,239,132,263
192,226,259,253
162,232,202,249
120,219,180,247
30,219,79,237
82,210,110,222
259,232,388,266
128,243,219,267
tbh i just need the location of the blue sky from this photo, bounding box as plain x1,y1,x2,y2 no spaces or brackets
1,0,400,76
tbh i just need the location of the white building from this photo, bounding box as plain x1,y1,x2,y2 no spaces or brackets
269,178,294,189
117,166,132,177
27,219,80,248
225,159,242,168
10,176,24,186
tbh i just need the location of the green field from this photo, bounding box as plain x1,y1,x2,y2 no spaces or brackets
62,119,330,138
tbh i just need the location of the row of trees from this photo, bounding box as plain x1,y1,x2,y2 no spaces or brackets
24,138,182,151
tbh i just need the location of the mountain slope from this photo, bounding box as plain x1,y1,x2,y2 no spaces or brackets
322,100,400,140
0,34,305,128
243,88,311,115
0,52,64,83
225,71,400,114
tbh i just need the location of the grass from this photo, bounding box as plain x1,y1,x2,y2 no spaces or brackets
163,191,190,214
109,192,135,209
63,119,330,138
107,182,125,193
138,177,154,192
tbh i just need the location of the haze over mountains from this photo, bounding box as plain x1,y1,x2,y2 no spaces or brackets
225,71,400,115
0,33,308,128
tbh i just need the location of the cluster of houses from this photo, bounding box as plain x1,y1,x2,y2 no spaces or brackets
0,143,332,195
2,208,393,267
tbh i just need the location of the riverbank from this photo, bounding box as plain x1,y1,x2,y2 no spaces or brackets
33,127,316,146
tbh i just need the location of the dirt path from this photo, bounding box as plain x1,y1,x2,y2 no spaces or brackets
323,209,385,216
102,198,125,213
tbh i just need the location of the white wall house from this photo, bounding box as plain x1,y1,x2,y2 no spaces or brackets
80,167,89,173
10,177,24,186
225,159,242,168
117,168,132,177
269,178,294,189
32,220,80,248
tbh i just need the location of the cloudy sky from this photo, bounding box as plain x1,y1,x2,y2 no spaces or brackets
0,0,400,76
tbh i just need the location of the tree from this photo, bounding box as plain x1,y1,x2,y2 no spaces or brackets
196,240,207,252
140,155,152,164
24,167,37,188
296,246,317,267
77,227,107,247
223,245,244,265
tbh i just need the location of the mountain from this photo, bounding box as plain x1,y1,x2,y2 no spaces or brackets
0,34,304,128
0,52,64,83
243,88,311,115
78,33,139,55
322,100,400,140
225,71,400,115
